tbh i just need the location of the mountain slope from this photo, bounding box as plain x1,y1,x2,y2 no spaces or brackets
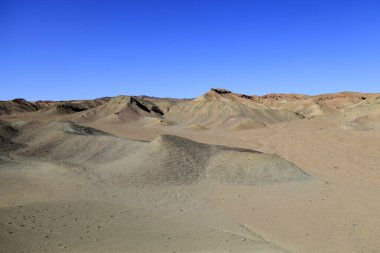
75,96,164,123
163,89,304,129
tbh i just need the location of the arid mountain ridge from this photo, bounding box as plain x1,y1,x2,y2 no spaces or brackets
1,88,379,131
1,88,378,115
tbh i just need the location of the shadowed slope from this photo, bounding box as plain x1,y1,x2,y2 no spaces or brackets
75,96,164,123
0,120,23,153
0,120,19,139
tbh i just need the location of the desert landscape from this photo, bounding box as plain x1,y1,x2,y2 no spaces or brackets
1,88,380,252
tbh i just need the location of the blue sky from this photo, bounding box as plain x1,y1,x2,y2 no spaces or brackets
1,0,380,100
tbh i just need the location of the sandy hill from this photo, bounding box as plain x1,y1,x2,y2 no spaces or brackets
8,121,310,186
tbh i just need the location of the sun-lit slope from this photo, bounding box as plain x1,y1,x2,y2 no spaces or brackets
117,135,310,185
342,95,380,119
14,121,310,186
340,95,380,130
250,94,334,116
249,92,379,117
15,121,141,165
163,89,304,129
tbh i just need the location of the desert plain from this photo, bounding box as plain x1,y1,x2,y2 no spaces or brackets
1,88,380,253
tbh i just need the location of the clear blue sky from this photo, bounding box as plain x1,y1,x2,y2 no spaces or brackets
1,0,379,100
